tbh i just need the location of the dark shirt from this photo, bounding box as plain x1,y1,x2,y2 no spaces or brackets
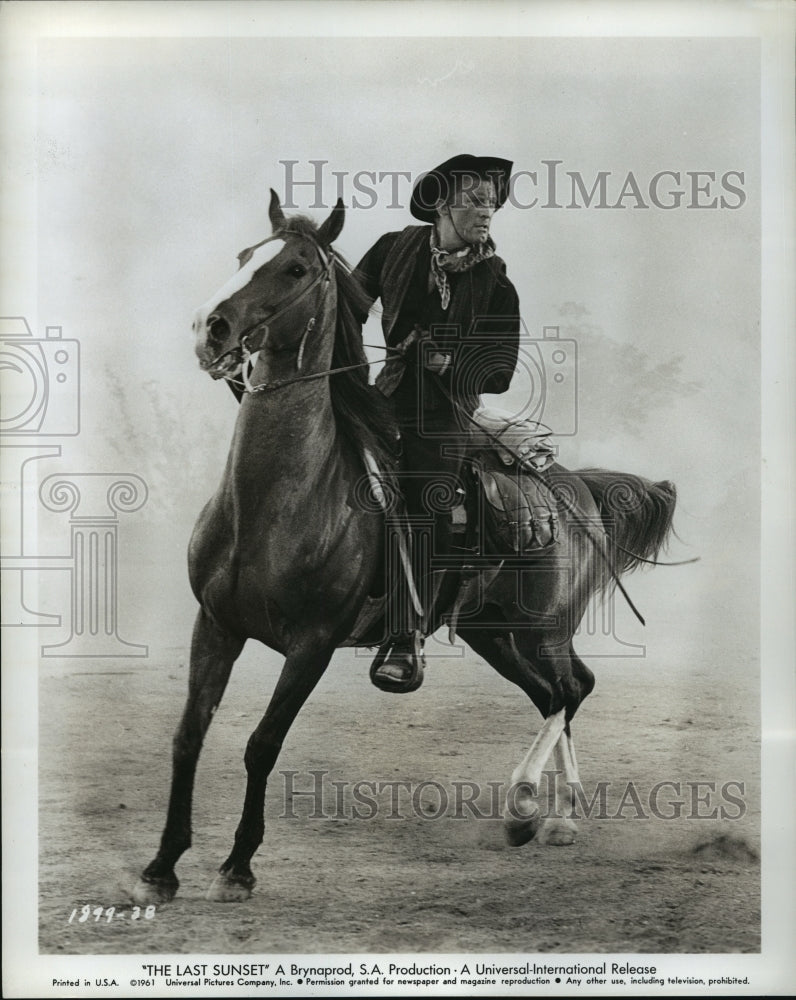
355,228,520,427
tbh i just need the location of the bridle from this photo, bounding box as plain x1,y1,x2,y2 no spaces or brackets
203,230,335,391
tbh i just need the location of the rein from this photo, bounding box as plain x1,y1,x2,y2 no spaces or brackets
239,355,380,394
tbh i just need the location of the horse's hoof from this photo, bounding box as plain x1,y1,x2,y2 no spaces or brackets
131,876,178,906
537,819,577,846
505,810,541,847
207,872,255,903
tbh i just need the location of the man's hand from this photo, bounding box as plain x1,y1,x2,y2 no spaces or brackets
424,351,452,376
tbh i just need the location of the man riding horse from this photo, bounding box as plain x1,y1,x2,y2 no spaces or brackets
354,154,521,692
133,170,679,905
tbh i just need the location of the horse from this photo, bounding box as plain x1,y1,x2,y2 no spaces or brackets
133,192,677,904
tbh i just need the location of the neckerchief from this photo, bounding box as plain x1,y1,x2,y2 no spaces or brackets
429,231,496,309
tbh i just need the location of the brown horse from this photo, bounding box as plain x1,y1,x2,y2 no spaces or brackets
133,193,677,904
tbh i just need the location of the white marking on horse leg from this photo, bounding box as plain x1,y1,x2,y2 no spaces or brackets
537,730,578,845
563,729,580,780
554,730,581,813
505,708,566,820
510,708,566,792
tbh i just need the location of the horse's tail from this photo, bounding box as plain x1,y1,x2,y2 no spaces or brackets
575,469,677,574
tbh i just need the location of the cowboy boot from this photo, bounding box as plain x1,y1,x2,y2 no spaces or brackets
370,629,425,694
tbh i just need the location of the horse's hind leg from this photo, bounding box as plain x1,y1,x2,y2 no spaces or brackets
459,626,592,847
505,705,567,845
207,633,335,902
508,644,593,847
542,728,581,846
133,610,243,904
535,649,590,845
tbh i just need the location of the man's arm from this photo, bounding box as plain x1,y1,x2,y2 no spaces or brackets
450,265,521,398
477,272,521,395
352,231,396,304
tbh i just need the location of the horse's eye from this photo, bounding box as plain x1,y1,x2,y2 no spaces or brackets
288,264,307,278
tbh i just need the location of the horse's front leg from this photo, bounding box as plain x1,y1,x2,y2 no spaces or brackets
133,611,244,904
207,633,335,902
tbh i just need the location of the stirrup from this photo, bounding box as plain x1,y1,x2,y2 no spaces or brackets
370,632,425,694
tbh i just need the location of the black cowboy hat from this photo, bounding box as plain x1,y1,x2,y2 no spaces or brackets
410,153,513,222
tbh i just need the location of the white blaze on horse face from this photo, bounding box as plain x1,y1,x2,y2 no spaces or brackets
193,238,287,341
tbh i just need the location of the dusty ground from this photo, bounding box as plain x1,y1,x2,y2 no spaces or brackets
39,632,760,955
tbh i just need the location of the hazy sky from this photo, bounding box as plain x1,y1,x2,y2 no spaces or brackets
24,31,760,658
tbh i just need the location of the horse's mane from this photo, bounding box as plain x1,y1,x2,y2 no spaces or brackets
284,217,398,466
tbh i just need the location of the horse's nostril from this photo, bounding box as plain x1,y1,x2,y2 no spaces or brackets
207,316,230,343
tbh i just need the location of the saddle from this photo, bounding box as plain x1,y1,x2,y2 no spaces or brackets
465,405,558,552
347,407,560,646
468,460,559,554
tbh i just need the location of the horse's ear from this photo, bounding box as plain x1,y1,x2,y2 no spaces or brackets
269,189,287,232
317,197,345,247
